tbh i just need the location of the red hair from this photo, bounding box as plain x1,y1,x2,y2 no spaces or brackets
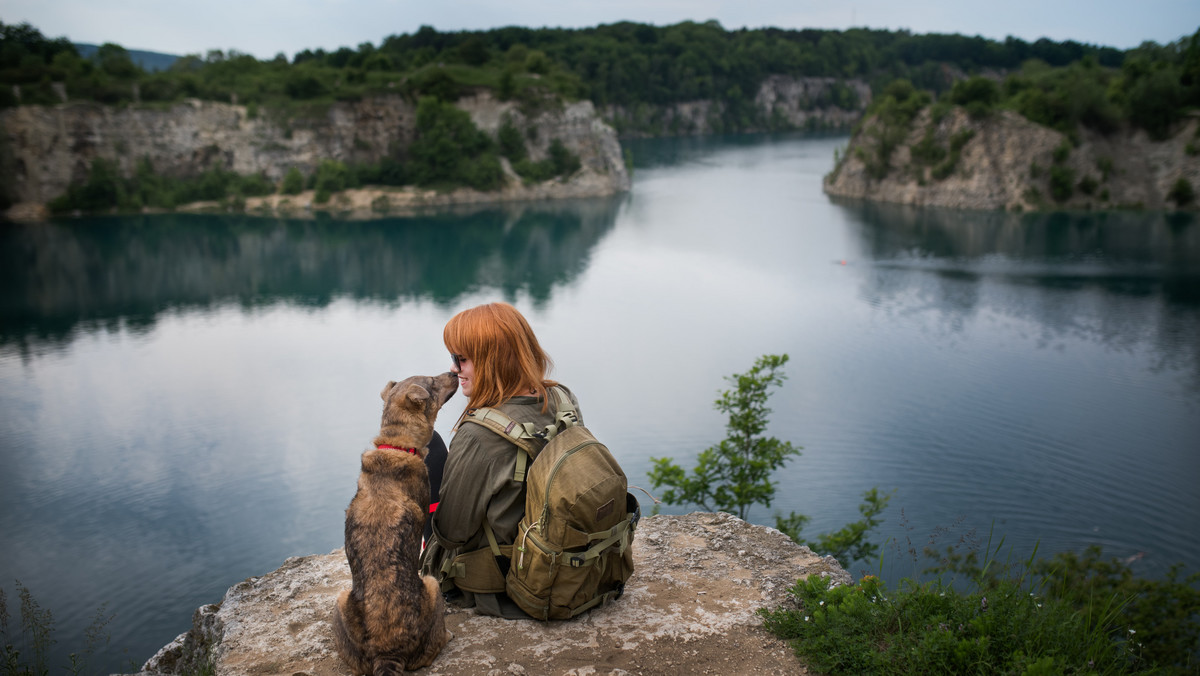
444,303,556,419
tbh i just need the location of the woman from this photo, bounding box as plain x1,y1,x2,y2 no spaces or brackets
420,302,581,618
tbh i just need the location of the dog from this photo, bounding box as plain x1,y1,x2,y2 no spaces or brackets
333,373,458,675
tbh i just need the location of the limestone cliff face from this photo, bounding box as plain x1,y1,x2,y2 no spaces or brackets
602,75,871,137
0,93,629,209
825,107,1200,211
134,512,848,676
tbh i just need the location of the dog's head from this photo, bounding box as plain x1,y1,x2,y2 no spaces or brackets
375,372,458,452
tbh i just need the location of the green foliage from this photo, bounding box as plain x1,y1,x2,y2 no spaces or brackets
311,159,353,195
47,157,284,214
947,75,1000,117
776,488,893,565
909,130,946,166
1079,174,1100,195
281,167,304,195
1049,165,1076,202
1168,177,1195,206
408,96,503,190
497,116,527,162
761,569,1146,675
648,354,801,520
861,80,931,179
1052,138,1072,164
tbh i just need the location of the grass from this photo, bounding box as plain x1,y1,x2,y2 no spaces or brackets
760,526,1200,675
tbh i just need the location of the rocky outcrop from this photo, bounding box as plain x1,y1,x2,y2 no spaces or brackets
603,76,871,137
0,92,629,215
824,106,1200,211
135,512,847,676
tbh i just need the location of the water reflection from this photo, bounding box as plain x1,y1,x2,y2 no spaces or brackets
836,199,1200,392
0,196,624,353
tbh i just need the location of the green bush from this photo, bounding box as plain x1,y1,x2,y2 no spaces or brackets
1049,165,1075,202
1168,177,1195,206
312,159,352,195
281,167,305,194
948,76,999,118
408,96,502,190
497,116,527,162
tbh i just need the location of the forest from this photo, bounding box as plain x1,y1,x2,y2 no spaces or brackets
2,19,1199,213
3,19,1197,135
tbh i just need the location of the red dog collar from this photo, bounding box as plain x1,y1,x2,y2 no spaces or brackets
376,444,420,454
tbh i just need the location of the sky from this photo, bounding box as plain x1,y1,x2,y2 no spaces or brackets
3,0,1199,60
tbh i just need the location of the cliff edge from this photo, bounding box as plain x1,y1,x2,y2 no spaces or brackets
824,107,1200,211
1,92,630,220
134,512,847,676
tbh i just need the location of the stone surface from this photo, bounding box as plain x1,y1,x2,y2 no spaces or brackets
0,92,629,216
136,513,848,676
825,107,1200,211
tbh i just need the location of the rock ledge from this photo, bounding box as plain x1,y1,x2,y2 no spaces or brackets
137,512,847,676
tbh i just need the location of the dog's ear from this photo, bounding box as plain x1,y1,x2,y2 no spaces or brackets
381,381,398,401
404,384,430,408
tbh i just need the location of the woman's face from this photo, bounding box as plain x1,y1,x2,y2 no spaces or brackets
451,354,475,397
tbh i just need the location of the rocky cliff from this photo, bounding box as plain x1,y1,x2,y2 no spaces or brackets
133,512,847,676
824,106,1200,211
0,92,630,217
603,76,871,137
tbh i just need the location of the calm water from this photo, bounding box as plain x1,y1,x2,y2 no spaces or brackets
2,133,1199,673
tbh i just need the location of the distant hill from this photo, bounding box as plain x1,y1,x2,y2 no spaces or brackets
73,43,178,72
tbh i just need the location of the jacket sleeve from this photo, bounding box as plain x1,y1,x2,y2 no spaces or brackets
428,425,517,550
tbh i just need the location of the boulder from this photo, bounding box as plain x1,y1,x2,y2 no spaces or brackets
136,512,848,676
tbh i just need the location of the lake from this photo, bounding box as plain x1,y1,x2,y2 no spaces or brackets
2,133,1198,673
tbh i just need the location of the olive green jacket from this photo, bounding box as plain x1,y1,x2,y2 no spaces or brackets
420,387,581,615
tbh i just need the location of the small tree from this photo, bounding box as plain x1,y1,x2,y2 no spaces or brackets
649,354,800,520
281,167,304,195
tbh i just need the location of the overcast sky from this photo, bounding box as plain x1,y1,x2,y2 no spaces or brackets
4,0,1199,60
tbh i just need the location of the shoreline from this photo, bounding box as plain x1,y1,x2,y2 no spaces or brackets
4,170,628,222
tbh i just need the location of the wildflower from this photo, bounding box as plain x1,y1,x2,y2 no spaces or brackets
819,600,825,606
980,596,988,612
1128,629,1136,635
804,616,810,622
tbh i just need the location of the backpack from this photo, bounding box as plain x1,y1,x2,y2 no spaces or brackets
459,386,639,620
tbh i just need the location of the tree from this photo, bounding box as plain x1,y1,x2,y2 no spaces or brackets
649,354,801,520
650,354,892,566
281,167,304,195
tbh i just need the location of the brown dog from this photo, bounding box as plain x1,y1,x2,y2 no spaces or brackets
333,373,458,675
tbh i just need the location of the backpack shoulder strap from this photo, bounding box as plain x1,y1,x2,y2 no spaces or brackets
461,407,539,482
460,386,580,482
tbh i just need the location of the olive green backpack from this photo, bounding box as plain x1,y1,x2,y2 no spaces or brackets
458,386,640,620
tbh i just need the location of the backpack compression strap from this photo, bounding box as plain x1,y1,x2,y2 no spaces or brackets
462,386,580,482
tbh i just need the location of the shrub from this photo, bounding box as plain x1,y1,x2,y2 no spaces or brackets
910,132,946,166
1079,175,1099,195
1052,139,1071,164
1168,177,1195,206
1049,165,1075,202
548,139,580,177
281,167,304,194
312,159,351,195
948,76,999,118
497,116,527,162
